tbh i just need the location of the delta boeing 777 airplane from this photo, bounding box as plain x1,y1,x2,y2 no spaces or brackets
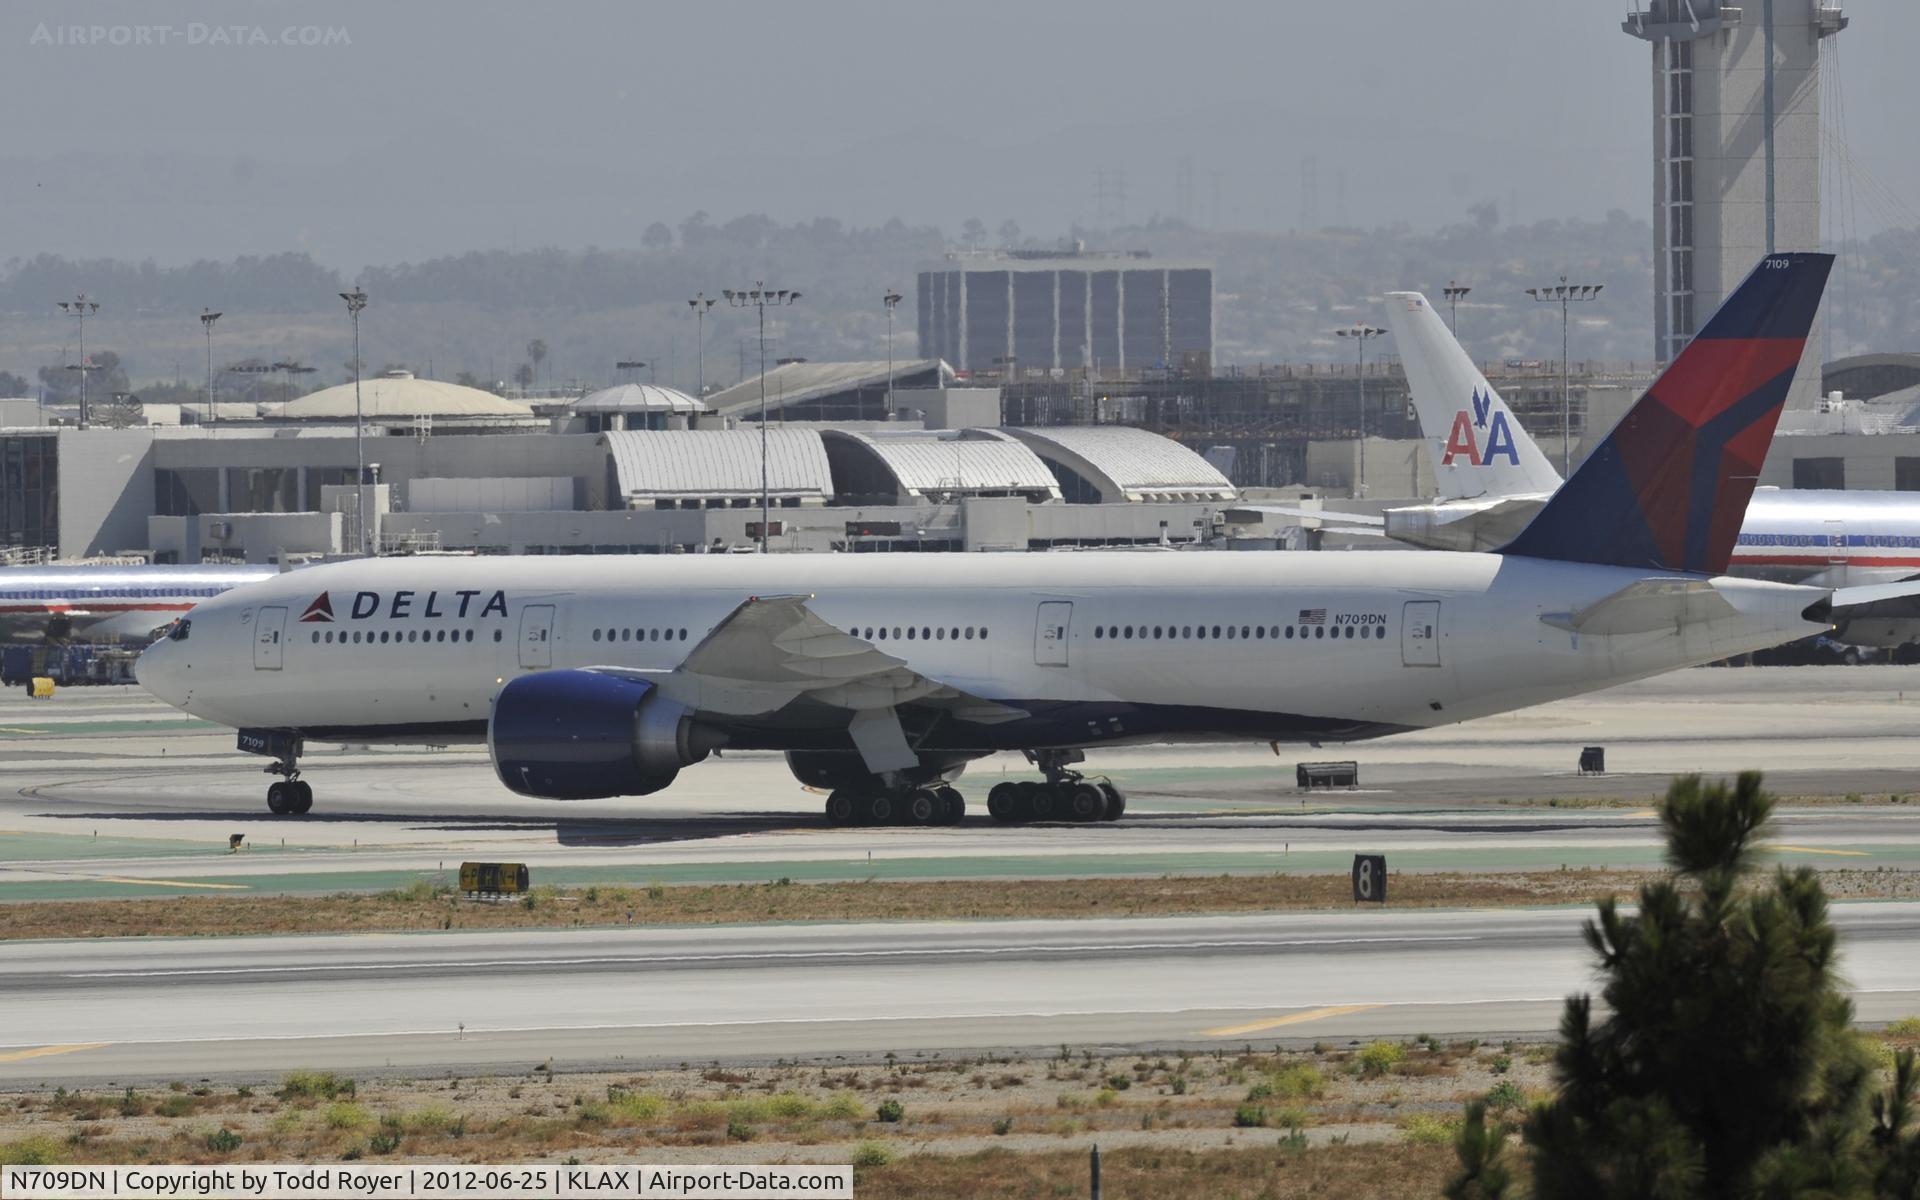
137,254,1886,825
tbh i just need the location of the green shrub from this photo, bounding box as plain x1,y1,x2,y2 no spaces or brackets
1887,1016,1920,1037
726,1114,755,1141
1272,1064,1325,1098
0,1136,64,1166
1233,1104,1268,1128
323,1102,368,1130
1399,1113,1456,1144
1485,1081,1526,1111
991,1117,1013,1136
875,1099,904,1123
280,1071,355,1101
155,1096,193,1118
1094,1088,1119,1108
368,1128,402,1155
609,1092,666,1122
403,1105,454,1133
1490,1054,1513,1074
1358,1041,1404,1076
767,1092,816,1119
204,1128,242,1153
1104,1074,1131,1091
1169,1075,1188,1095
1245,1080,1274,1101
1273,1106,1313,1129
850,1141,892,1168
821,1093,862,1121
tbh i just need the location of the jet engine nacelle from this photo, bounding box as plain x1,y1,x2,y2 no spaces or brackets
488,670,722,799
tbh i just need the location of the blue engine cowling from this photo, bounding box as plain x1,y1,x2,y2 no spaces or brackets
488,670,717,799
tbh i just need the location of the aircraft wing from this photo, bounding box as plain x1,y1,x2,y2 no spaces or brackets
1232,504,1383,527
588,595,1025,769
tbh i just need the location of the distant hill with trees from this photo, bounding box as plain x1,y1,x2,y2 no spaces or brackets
0,210,1908,398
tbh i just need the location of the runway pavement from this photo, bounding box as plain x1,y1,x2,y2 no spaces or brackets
5,903,1919,1084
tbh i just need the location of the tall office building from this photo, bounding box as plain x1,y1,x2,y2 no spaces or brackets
1624,1,1845,407
918,251,1212,375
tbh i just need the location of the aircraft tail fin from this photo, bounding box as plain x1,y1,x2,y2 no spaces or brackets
1385,291,1562,499
1499,252,1833,575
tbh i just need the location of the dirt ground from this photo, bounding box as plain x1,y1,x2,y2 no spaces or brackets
5,867,1917,941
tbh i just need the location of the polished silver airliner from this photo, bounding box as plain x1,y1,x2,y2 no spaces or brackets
0,563,275,644
135,254,1887,824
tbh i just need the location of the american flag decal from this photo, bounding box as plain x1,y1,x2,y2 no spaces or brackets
1297,608,1326,626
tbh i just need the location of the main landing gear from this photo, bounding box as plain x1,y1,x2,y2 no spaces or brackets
986,749,1125,824
823,783,965,827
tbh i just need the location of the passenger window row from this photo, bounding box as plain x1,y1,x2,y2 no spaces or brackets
593,627,690,643
858,625,987,643
1093,623,1387,642
312,628,494,645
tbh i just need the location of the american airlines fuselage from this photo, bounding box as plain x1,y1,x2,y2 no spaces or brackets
0,563,277,643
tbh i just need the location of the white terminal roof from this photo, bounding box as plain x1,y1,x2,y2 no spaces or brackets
605,428,833,500
265,371,535,421
574,383,707,414
826,429,1062,500
1006,426,1236,503
706,359,952,418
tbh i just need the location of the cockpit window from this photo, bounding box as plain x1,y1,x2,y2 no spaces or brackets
167,619,191,642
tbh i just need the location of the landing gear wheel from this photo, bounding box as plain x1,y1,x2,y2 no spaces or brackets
1024,781,1055,822
266,781,291,815
865,793,896,825
289,781,314,815
1098,782,1125,821
935,786,965,825
1067,782,1109,822
906,789,941,825
825,791,858,826
987,782,1020,823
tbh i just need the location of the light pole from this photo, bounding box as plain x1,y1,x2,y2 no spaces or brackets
686,293,715,399
339,287,370,556
1441,283,1471,336
1336,324,1385,498
724,283,801,552
57,296,100,428
199,308,222,427
1525,277,1603,473
883,289,903,416
271,361,316,407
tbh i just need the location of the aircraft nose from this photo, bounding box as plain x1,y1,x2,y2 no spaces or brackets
135,638,189,708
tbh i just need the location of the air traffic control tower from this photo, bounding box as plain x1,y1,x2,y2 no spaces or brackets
1624,1,1846,408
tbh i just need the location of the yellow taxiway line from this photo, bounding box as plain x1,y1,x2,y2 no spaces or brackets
1202,1003,1382,1038
0,1043,110,1064
1774,845,1870,858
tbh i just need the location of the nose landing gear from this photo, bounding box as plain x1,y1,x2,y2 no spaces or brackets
986,750,1125,824
255,737,313,816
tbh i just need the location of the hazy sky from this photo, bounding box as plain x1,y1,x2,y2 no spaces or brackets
4,0,1915,269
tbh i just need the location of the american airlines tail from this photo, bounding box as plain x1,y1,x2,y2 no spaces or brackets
1384,291,1562,499
1501,252,1835,574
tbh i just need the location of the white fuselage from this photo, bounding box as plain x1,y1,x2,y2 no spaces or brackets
136,551,1827,759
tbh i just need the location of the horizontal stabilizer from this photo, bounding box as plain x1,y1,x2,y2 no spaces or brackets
1807,577,1920,625
1541,577,1737,636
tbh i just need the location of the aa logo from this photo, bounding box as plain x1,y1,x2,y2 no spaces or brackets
299,593,335,623
1441,388,1520,467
